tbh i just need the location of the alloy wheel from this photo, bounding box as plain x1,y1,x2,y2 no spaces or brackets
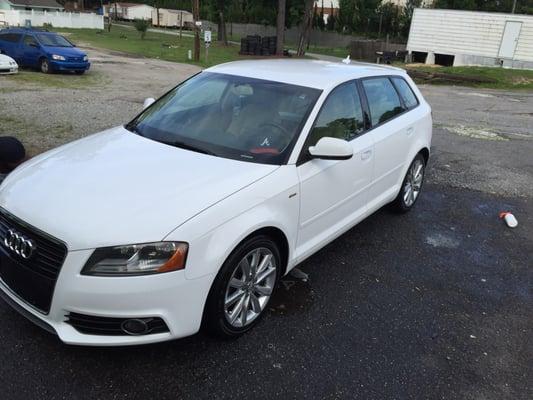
403,158,424,207
224,247,277,328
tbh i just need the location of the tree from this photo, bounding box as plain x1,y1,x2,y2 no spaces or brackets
133,19,150,39
214,0,228,45
276,0,286,56
296,0,314,56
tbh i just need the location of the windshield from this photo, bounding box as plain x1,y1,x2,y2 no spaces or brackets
126,72,321,164
36,33,73,47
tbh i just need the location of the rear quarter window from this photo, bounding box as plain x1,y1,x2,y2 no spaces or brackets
391,77,419,109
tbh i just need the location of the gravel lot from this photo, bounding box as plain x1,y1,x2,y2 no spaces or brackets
0,49,531,400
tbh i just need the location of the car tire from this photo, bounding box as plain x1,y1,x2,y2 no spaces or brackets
392,153,426,213
204,235,281,339
40,58,51,74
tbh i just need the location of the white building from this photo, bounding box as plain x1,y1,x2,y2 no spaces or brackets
124,4,153,21
407,8,533,69
152,8,193,28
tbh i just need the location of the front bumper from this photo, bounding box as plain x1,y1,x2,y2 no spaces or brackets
0,248,214,346
50,60,90,72
0,66,18,75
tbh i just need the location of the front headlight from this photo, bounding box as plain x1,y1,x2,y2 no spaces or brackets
82,242,188,276
83,55,88,62
52,54,65,61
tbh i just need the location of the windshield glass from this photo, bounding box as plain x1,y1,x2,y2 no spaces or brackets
36,33,73,47
126,72,321,164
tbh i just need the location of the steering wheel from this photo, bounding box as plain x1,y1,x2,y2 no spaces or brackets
249,122,290,155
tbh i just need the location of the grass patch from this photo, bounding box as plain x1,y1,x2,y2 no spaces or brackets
55,26,254,68
4,70,108,90
405,65,533,90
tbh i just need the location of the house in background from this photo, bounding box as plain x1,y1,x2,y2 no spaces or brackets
407,8,533,69
152,8,193,28
314,0,339,24
0,0,64,12
103,2,135,20
124,4,153,20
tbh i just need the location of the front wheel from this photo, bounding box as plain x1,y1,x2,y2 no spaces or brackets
392,153,426,213
204,235,281,338
40,58,51,74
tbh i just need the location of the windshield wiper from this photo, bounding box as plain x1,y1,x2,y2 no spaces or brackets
166,140,217,156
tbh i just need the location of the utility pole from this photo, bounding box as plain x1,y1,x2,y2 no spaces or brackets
511,0,517,13
276,0,286,56
192,0,200,62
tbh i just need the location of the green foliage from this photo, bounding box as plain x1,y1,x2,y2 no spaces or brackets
133,19,150,39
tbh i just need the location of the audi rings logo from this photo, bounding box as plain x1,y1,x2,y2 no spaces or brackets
3,229,36,260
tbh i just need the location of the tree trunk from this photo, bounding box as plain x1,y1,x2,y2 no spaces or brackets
217,0,227,45
297,0,314,57
276,0,286,56
192,0,200,62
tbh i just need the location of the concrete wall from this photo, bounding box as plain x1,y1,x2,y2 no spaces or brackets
407,8,533,69
0,10,104,29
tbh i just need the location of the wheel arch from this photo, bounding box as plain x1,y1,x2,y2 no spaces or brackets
237,226,290,277
419,147,430,164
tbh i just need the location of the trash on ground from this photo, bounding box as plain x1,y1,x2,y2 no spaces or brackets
289,267,309,282
499,211,518,228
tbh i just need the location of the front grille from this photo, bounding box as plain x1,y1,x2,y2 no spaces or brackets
0,208,67,313
65,312,170,336
67,56,84,62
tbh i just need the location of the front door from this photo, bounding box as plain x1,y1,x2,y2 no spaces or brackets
498,21,522,59
295,82,374,261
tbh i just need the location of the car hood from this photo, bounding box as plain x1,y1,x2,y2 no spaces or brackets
0,127,278,250
43,46,86,58
0,54,16,65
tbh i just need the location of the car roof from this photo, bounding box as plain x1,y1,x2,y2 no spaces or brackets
206,59,406,90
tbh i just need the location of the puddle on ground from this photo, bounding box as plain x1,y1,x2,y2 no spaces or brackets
444,125,509,141
269,274,314,315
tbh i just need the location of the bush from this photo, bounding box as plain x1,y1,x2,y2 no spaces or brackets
133,19,150,40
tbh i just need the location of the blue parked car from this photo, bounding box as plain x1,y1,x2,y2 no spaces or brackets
0,28,90,74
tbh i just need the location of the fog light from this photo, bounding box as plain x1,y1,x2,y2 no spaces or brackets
121,319,149,335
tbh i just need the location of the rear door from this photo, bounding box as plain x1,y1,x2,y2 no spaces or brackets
295,81,374,261
360,76,416,208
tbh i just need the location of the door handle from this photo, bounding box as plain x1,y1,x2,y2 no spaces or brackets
406,127,414,136
361,149,372,161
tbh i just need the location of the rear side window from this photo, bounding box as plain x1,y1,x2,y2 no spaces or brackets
362,77,404,126
391,77,418,109
0,33,22,43
306,82,365,146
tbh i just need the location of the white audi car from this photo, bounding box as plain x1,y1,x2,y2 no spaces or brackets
0,60,432,346
0,53,18,75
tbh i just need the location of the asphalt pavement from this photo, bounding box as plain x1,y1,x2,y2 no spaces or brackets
0,182,531,400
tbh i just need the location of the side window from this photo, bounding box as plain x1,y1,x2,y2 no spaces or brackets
23,35,38,47
307,82,364,147
391,77,418,109
0,33,21,43
362,77,404,126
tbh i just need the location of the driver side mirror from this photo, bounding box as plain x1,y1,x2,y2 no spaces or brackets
29,42,38,48
143,97,155,110
308,137,353,161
